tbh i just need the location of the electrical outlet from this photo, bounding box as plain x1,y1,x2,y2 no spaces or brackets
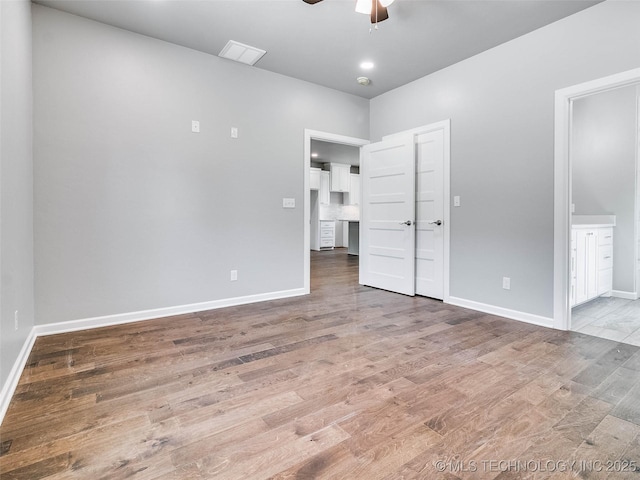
14,310,19,331
454,196,461,207
230,270,238,282
282,198,295,209
191,120,200,133
502,277,511,290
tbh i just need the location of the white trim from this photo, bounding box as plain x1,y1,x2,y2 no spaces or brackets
554,88,573,331
34,288,306,336
554,68,640,331
448,296,554,329
612,290,639,301
443,121,451,304
635,93,640,304
0,287,305,425
382,120,452,303
303,129,369,294
0,328,37,425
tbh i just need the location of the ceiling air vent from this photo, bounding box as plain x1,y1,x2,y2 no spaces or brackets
218,40,266,66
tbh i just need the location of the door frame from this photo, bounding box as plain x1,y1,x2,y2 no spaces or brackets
382,119,451,303
553,68,640,330
637,94,640,303
303,129,369,294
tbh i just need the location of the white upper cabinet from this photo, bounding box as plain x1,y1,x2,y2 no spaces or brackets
319,171,330,205
346,173,360,205
327,163,351,192
310,167,321,190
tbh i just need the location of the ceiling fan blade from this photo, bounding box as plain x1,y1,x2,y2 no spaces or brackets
370,0,389,23
302,0,324,4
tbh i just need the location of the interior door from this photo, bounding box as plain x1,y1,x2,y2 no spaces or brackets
415,130,445,299
360,135,416,296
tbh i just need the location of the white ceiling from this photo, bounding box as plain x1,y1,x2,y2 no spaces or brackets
34,0,602,99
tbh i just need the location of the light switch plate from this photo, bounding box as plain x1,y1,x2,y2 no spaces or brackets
282,198,295,209
191,120,200,133
231,127,238,138
453,196,461,207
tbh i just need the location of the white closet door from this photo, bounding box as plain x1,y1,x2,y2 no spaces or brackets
415,129,445,299
359,135,416,296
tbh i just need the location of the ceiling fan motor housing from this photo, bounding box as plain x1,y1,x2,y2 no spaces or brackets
302,0,391,24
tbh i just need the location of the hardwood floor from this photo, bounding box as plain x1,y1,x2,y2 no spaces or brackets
2,248,640,479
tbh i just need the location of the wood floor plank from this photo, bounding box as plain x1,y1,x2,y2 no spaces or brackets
197,423,350,479
612,433,640,480
2,249,640,479
570,415,640,480
572,342,638,388
610,379,640,425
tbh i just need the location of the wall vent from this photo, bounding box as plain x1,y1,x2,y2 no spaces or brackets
218,40,266,66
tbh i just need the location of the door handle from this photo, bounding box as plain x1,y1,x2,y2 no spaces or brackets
399,220,412,226
428,220,443,226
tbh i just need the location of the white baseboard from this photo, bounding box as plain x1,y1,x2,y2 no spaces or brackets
0,328,37,425
34,288,307,336
447,296,554,329
0,287,306,425
612,290,638,300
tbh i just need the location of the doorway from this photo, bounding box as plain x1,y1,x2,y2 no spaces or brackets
303,130,369,294
309,139,360,252
553,67,640,335
569,85,640,344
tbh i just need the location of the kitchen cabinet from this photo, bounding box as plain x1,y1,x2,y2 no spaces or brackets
326,163,351,193
310,172,335,251
570,231,577,306
310,167,321,190
574,229,597,305
319,221,335,249
348,221,359,255
346,173,360,205
571,226,613,307
597,228,614,296
319,171,330,205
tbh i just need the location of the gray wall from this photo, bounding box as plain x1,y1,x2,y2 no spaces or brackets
0,0,34,387
370,1,640,318
572,85,638,295
33,5,369,324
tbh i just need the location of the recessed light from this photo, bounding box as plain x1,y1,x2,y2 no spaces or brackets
360,61,374,70
311,153,319,158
